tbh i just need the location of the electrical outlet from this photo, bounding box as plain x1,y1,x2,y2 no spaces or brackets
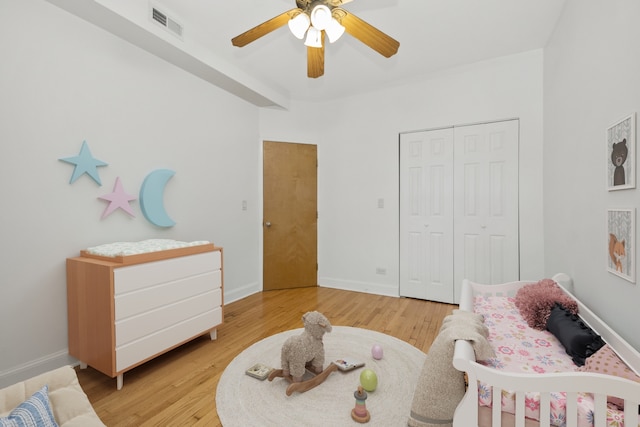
376,267,387,275
242,200,247,211
377,198,384,208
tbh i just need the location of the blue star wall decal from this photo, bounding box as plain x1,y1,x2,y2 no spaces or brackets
59,140,108,185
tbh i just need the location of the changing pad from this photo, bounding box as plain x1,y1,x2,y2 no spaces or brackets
85,239,211,258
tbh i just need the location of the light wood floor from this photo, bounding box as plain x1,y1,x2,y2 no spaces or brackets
76,287,456,426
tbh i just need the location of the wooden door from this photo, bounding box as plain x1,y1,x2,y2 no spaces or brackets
399,128,455,303
263,141,317,290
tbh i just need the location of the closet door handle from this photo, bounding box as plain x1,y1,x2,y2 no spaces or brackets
265,221,272,228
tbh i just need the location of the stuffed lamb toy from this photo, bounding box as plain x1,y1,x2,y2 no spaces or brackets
281,311,332,382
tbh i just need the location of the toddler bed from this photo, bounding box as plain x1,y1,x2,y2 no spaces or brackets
452,273,640,427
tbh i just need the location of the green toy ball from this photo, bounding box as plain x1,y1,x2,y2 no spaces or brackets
359,368,378,392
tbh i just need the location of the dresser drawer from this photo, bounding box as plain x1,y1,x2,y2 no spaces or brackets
114,251,221,294
115,270,221,320
116,306,222,372
115,288,222,346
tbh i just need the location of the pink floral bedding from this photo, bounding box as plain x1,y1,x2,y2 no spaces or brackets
474,295,633,427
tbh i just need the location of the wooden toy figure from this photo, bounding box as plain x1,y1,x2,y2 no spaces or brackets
351,385,370,423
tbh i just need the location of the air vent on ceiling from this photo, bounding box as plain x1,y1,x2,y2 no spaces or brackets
149,4,183,39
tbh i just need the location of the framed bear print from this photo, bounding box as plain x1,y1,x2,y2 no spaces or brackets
607,113,636,191
607,208,635,283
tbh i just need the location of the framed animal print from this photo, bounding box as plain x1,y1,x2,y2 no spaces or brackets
607,113,636,191
607,208,635,283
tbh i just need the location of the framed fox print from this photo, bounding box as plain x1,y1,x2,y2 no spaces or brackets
607,208,635,283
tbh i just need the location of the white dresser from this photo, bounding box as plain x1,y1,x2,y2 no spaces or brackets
66,244,223,389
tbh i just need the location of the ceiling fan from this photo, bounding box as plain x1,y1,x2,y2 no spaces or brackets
231,0,400,78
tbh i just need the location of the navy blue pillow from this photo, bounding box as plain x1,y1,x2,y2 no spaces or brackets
546,303,605,366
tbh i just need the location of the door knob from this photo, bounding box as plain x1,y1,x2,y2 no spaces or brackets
265,221,271,227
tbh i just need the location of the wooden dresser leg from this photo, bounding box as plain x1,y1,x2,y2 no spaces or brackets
117,374,123,390
209,329,217,340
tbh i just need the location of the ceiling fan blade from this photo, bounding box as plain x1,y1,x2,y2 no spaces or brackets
337,9,400,58
327,0,355,6
307,32,325,78
232,9,299,47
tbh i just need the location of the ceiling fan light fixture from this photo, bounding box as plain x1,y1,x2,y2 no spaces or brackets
304,26,323,48
288,12,310,39
231,0,400,78
325,17,345,43
310,4,332,31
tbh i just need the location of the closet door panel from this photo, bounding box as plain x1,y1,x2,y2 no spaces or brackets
453,120,519,301
400,128,455,303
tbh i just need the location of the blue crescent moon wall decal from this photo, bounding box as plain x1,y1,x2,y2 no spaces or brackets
139,169,176,228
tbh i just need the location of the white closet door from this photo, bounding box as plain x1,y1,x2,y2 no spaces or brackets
400,128,455,303
400,120,519,304
453,120,520,302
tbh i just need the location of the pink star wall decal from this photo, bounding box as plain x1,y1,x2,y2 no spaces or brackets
98,177,137,218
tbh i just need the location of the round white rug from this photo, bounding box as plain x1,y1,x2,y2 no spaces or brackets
216,326,426,427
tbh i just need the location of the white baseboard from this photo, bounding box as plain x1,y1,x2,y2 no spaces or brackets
224,281,261,305
0,350,78,389
318,277,400,297
223,279,399,304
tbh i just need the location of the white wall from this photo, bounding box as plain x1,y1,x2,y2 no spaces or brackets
544,0,640,351
6,0,598,388
0,0,261,386
262,50,546,296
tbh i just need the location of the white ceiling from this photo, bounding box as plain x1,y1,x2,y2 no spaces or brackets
49,0,567,107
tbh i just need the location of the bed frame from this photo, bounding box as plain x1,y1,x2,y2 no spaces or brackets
452,273,640,427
